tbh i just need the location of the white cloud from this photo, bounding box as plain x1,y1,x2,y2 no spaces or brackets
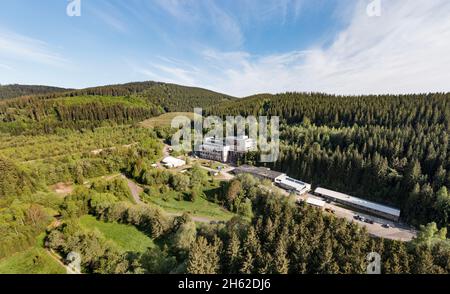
90,9,127,33
134,0,450,97
0,63,12,70
154,0,244,47
0,29,68,67
88,1,128,33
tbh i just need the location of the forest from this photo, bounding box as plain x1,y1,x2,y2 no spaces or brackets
0,84,69,100
0,82,449,274
44,175,450,274
0,82,235,135
208,93,450,228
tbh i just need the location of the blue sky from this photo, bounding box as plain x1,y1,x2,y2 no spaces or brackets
1,0,450,97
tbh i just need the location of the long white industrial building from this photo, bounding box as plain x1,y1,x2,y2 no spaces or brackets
232,165,311,196
314,187,401,222
275,175,311,196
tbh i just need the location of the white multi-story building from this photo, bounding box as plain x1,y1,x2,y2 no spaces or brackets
198,137,231,162
225,135,257,152
198,136,257,163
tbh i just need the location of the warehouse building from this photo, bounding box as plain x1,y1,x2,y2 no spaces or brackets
232,165,285,181
314,187,401,222
274,175,311,195
306,197,326,208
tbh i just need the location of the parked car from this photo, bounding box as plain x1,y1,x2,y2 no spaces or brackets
325,208,335,214
364,219,374,224
382,224,391,229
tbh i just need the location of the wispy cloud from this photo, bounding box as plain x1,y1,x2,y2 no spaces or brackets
87,1,128,33
154,0,244,47
133,0,450,96
0,29,68,67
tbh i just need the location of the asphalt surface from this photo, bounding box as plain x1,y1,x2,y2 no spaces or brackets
302,194,417,241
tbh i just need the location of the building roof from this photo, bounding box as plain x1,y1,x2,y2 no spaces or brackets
233,165,285,180
275,175,311,191
162,156,185,166
306,197,325,207
314,187,400,217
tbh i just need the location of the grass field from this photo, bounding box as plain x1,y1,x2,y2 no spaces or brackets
0,248,66,274
0,234,65,274
79,215,155,253
140,112,194,128
144,187,235,221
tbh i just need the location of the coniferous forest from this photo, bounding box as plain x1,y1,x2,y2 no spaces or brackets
208,93,450,227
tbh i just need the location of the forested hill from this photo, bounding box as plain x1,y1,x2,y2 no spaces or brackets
0,84,70,100
208,92,450,227
71,81,237,111
207,92,450,126
0,81,236,134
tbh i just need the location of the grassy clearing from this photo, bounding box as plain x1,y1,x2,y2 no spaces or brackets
144,184,235,221
0,126,149,162
79,215,155,253
0,248,66,274
0,234,65,274
140,112,194,128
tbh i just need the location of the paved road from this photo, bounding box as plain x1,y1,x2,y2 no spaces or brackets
198,165,235,181
249,182,417,241
330,202,416,241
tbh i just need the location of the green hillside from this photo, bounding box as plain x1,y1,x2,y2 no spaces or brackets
0,84,70,100
0,81,235,134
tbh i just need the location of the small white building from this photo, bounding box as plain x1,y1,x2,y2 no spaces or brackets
162,156,186,168
306,197,326,208
274,175,311,195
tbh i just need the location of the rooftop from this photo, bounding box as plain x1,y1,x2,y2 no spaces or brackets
314,187,401,217
233,165,285,180
275,175,311,192
162,156,186,165
306,197,326,207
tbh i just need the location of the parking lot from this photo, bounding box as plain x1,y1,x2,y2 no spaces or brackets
305,194,417,241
